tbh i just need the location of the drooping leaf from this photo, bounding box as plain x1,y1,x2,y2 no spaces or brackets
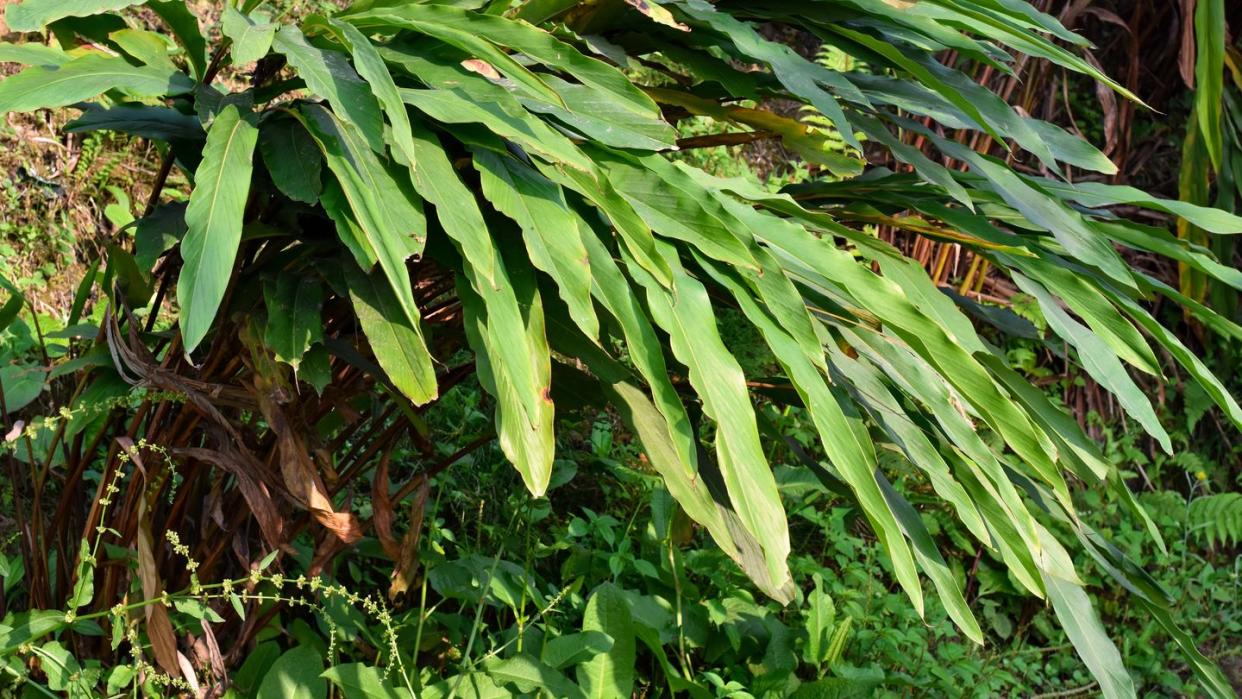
343,262,437,406
474,150,599,339
296,104,425,330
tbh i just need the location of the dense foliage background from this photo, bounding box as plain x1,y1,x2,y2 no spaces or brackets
0,0,1240,697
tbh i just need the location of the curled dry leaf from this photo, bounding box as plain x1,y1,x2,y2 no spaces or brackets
461,59,501,81
372,451,401,559
624,0,689,31
174,443,285,550
123,438,182,678
389,477,431,601
253,380,363,544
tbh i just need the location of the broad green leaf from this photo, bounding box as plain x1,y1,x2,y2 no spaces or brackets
39,640,82,692
222,6,276,66
576,583,635,699
321,663,411,699
259,116,323,204
485,656,585,699
66,103,203,142
68,541,94,610
300,345,333,396
0,41,69,66
0,611,64,654
133,202,186,272
0,52,193,114
5,0,143,32
109,28,176,71
177,105,258,352
803,574,835,667
542,631,613,670
0,273,25,334
258,645,327,699
263,276,324,371
344,263,437,406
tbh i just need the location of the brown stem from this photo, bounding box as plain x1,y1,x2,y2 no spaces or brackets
676,131,778,150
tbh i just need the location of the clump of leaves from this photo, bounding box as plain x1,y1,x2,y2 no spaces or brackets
1,0,1240,696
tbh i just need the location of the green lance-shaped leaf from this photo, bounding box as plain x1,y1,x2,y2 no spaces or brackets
875,472,983,645
474,150,599,340
295,104,426,334
577,583,636,699
343,264,436,406
222,6,276,66
4,0,144,32
263,276,324,372
177,105,258,353
307,17,421,175
400,88,592,172
1010,253,1160,376
695,254,921,613
346,2,660,118
1014,273,1171,454
1043,567,1136,699
931,136,1135,289
671,0,862,149
457,251,555,496
274,25,385,153
1194,0,1225,171
623,239,791,591
827,24,1004,146
0,52,193,114
1037,179,1242,235
346,7,563,107
405,120,496,285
